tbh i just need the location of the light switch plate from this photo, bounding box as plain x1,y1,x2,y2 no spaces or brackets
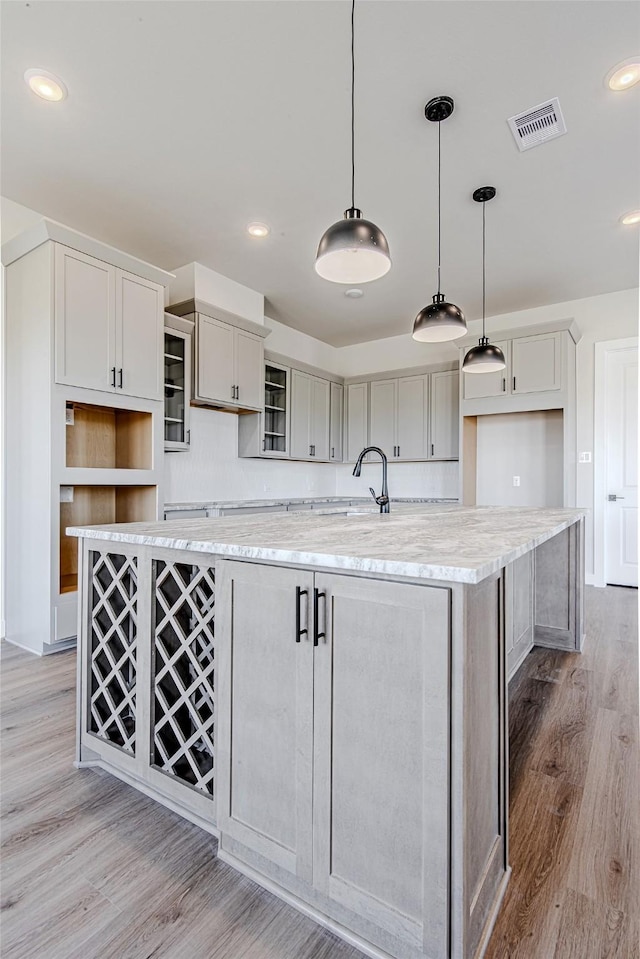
578,452,592,463
65,406,74,426
512,476,521,487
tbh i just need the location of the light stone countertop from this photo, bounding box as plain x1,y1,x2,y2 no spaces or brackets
68,504,585,585
163,496,457,511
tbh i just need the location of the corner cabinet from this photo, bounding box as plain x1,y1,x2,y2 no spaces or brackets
347,367,459,463
164,315,193,451
216,560,451,959
239,354,341,462
55,245,164,401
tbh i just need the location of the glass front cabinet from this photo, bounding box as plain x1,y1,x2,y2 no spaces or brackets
164,317,192,451
263,361,290,457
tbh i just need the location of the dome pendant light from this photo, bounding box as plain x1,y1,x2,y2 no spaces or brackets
315,0,391,284
462,187,506,374
412,96,467,343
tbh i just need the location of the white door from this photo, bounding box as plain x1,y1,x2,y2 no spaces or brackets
310,376,330,461
397,375,427,460
290,369,312,459
235,329,263,410
116,270,163,400
197,315,235,404
54,245,115,392
605,347,638,587
369,379,397,458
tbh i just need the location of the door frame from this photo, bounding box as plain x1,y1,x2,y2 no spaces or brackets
593,336,638,588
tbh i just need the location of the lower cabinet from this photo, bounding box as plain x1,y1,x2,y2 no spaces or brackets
216,560,451,957
505,551,534,679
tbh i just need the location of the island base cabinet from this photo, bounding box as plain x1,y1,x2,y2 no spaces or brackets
216,561,453,959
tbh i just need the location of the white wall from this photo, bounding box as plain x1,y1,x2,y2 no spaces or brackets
476,411,564,507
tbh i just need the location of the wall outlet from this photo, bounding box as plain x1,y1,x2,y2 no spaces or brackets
60,486,74,503
65,406,74,426
578,452,592,464
512,476,520,487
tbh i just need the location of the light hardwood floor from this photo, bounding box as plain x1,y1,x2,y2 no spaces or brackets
1,586,638,959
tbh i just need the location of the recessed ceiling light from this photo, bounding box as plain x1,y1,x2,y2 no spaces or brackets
24,68,68,101
344,288,364,298
620,210,640,226
246,222,270,238
606,58,640,91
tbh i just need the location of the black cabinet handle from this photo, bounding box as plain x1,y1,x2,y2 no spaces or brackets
331,447,334,459
118,368,123,389
313,588,326,647
236,385,239,401
513,377,516,391
186,429,190,444
296,587,308,643
431,443,435,456
502,378,506,392
111,367,116,388
397,445,400,457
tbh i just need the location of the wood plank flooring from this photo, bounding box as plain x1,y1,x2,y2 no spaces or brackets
1,585,638,959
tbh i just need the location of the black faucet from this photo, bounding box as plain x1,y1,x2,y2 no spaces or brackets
352,447,390,513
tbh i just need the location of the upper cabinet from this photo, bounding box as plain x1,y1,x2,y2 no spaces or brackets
370,375,429,461
195,313,265,411
290,370,330,461
164,315,193,451
430,371,459,460
240,355,340,462
460,325,576,412
346,367,459,463
54,246,164,401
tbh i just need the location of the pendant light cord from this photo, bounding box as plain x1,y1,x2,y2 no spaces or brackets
437,119,441,295
351,0,355,210
482,200,486,337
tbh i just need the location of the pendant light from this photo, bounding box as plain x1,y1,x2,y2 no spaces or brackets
315,0,391,284
462,187,506,373
412,96,467,342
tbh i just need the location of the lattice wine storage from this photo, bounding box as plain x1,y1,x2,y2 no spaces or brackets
152,561,215,797
88,551,138,753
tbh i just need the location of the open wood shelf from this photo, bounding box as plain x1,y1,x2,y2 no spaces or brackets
66,402,153,470
59,485,156,594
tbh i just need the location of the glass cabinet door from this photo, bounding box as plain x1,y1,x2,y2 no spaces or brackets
164,330,190,450
264,363,289,455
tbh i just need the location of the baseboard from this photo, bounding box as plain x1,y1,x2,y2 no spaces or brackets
2,636,43,656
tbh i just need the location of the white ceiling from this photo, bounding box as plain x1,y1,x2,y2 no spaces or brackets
1,1,638,347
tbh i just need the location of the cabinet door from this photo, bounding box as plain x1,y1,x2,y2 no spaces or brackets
369,379,397,458
310,376,330,461
397,375,428,460
330,382,344,461
430,370,459,460
197,315,235,404
345,382,369,462
462,341,510,400
116,270,163,400
235,329,264,410
164,329,191,450
216,561,314,882
313,574,450,954
290,369,312,459
505,552,534,679
512,332,562,394
55,245,115,392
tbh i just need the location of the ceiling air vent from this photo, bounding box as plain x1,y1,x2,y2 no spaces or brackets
507,98,567,152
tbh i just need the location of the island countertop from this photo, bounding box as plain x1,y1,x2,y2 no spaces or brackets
68,503,585,584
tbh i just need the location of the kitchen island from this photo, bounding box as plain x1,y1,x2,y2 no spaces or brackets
69,505,584,959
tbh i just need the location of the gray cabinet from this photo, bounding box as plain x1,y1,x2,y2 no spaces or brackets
217,562,314,881
55,245,164,400
195,314,264,411
462,331,562,400
217,560,451,955
345,382,369,463
290,370,330,461
429,370,459,460
329,381,344,461
505,551,534,678
370,375,428,461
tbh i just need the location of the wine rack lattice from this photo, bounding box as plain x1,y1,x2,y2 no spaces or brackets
89,551,138,753
152,561,215,796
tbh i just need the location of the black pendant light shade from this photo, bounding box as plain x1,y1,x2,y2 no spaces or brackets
315,0,391,284
315,207,391,283
462,187,506,373
412,95,467,342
